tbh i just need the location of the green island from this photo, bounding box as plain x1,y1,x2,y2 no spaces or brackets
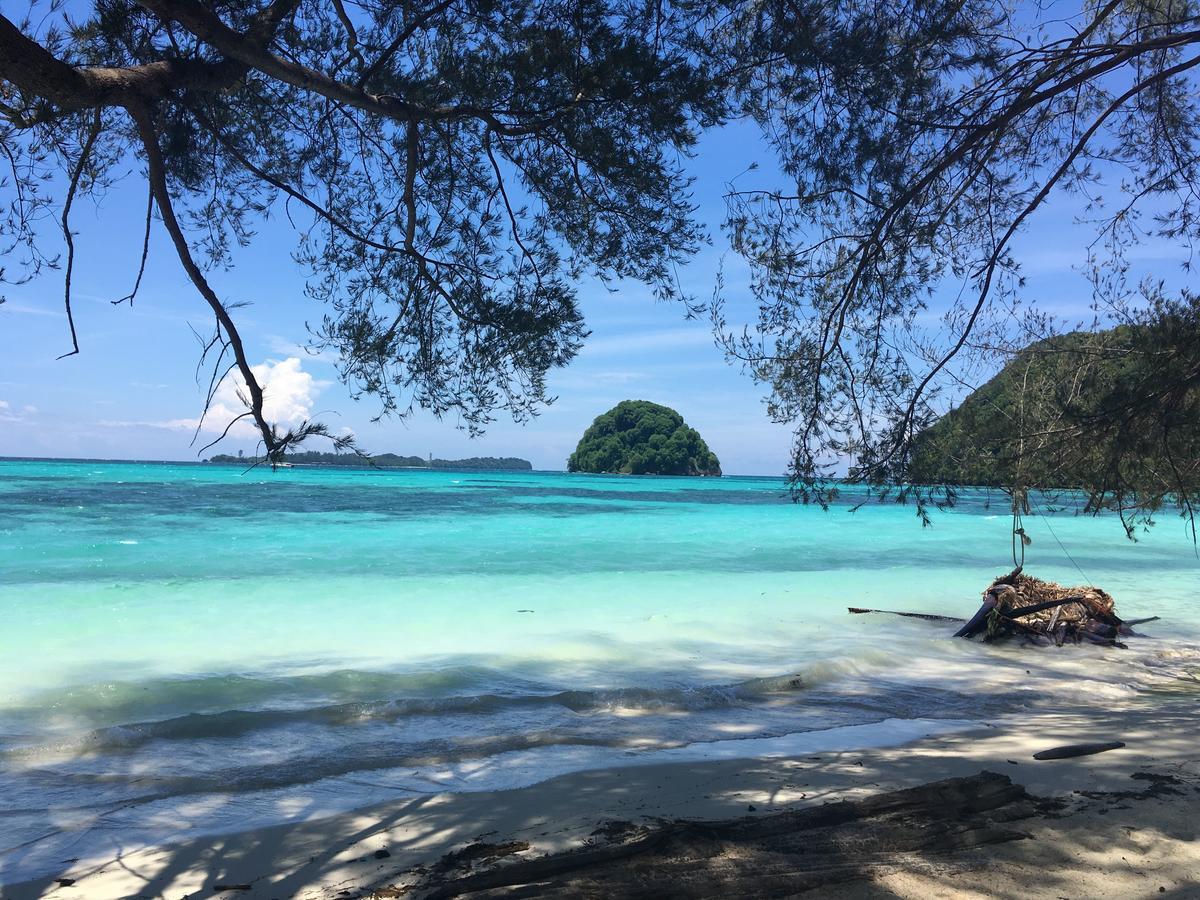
207,451,532,470
908,324,1199,490
567,400,721,476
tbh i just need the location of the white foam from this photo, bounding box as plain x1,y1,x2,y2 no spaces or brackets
656,717,975,763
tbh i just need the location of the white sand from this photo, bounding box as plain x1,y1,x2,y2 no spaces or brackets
3,699,1198,899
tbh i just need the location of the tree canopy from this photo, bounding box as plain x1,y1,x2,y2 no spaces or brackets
4,1,1200,527
0,0,723,460
567,400,720,475
711,0,1200,529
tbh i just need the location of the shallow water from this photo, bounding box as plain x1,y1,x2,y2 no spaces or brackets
1,459,1197,883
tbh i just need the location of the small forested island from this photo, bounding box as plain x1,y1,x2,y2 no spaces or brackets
568,400,721,476
207,451,532,470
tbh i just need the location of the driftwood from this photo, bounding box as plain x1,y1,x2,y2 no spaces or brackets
848,607,965,623
953,599,998,638
1121,616,1160,627
954,566,1144,648
1032,741,1126,761
849,566,1155,650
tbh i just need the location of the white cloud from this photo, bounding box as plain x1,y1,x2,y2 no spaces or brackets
189,356,320,438
0,400,34,424
102,357,321,439
0,302,64,318
551,369,650,390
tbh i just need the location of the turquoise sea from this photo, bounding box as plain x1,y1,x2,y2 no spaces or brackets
1,458,1198,884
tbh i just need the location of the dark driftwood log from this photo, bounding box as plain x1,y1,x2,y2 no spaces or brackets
954,599,997,638
1032,741,1125,760
848,608,965,623
1080,631,1126,648
1002,596,1086,619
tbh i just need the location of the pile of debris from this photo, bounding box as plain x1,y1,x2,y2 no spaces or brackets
848,565,1157,648
954,566,1156,648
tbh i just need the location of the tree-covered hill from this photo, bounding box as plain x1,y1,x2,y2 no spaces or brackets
908,322,1200,500
568,401,721,476
207,452,532,470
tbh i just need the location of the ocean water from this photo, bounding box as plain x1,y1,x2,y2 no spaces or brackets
1,459,1198,883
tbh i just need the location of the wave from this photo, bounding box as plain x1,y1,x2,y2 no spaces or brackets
2,661,876,759
2,665,534,722
3,641,1191,817
2,703,991,811
14,633,1182,763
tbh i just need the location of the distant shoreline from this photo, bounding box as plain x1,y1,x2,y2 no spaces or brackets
0,455,210,466
0,457,799,478
206,450,535,471
205,461,535,472
0,454,534,472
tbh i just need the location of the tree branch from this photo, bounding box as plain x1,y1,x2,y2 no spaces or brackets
56,109,102,360
129,101,277,454
0,2,301,122
355,0,455,89
890,51,1200,470
132,0,577,131
113,183,154,305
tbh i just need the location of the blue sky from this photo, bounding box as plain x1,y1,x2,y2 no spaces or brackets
0,109,1189,474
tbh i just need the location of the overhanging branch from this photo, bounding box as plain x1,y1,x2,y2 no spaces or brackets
129,101,277,454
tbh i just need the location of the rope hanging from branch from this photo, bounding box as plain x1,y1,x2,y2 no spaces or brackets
1011,487,1030,569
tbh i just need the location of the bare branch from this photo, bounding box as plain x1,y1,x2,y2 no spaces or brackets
129,101,277,454
56,108,102,360
113,183,154,306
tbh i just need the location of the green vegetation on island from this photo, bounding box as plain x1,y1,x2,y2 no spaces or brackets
909,320,1200,502
207,452,532,471
907,333,1108,488
568,401,721,476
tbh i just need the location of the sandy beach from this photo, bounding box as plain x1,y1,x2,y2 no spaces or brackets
4,696,1197,900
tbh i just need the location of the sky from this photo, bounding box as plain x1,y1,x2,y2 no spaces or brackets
0,96,1191,474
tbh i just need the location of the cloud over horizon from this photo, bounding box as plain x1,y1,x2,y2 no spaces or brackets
0,400,38,424
100,357,322,443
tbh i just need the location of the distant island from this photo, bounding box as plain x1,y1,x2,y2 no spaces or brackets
207,451,533,470
568,400,721,476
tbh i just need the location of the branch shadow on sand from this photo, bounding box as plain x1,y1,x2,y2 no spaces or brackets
2,698,1199,900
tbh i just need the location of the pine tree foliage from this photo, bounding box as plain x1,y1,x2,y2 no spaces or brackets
0,0,724,461
4,1,1200,529
712,0,1200,530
